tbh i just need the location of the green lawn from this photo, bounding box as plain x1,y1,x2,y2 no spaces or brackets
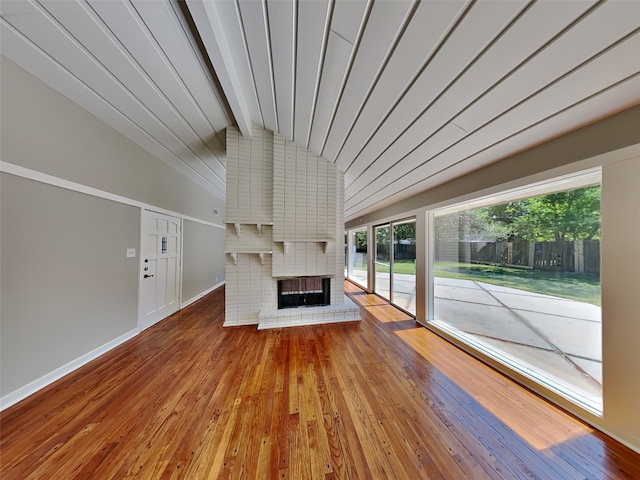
374,259,416,274
435,261,601,306
358,259,600,305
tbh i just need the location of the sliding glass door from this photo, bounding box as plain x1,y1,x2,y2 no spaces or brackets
374,225,391,299
373,219,416,315
347,227,368,288
392,219,416,315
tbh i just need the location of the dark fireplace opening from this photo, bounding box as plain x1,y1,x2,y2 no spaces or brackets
278,277,330,309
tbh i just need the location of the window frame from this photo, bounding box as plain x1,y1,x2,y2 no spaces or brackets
426,167,602,414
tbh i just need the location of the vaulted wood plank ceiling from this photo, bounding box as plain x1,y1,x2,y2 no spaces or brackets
2,0,639,221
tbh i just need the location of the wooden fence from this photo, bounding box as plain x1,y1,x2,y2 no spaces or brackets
435,240,600,275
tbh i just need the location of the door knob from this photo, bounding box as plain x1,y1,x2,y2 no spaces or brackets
144,274,154,278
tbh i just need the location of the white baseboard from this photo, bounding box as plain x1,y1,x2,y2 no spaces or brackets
223,318,260,327
181,281,225,309
0,328,139,411
257,315,360,330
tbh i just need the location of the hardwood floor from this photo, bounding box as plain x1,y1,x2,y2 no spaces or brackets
2,283,639,479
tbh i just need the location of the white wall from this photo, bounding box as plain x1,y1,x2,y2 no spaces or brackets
346,106,640,453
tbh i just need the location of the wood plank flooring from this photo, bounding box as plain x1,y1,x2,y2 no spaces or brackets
2,282,639,479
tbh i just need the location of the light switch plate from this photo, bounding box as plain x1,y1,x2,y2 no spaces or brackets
126,248,136,258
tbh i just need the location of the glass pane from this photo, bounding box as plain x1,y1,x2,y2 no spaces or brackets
375,225,391,300
347,228,368,288
392,219,416,315
432,182,602,413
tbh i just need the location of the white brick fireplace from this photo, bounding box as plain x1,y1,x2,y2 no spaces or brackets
224,127,360,329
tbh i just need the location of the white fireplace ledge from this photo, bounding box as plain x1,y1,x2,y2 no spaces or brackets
274,239,334,254
257,295,361,330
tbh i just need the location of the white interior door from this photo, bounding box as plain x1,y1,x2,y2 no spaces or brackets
139,210,181,330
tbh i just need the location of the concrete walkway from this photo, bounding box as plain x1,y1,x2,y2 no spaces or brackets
347,271,602,411
433,277,602,410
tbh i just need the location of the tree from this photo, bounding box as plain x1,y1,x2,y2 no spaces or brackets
393,222,415,242
483,185,601,242
435,210,511,242
354,231,367,251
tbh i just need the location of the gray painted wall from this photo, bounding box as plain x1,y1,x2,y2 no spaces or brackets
183,220,226,302
1,174,139,395
0,55,225,400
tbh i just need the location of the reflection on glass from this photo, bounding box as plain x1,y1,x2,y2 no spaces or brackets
375,225,391,300
392,219,416,315
432,182,602,412
347,228,368,288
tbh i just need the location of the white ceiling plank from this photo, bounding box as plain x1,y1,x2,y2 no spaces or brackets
1,2,154,130
345,123,467,209
321,0,414,163
47,0,226,182
334,0,467,172
446,32,640,169
352,12,640,205
345,0,595,196
329,0,368,45
345,43,640,218
308,32,352,154
4,0,640,217
344,160,475,220
87,0,226,169
237,0,277,133
267,0,295,141
293,0,331,147
185,0,256,138
344,71,640,220
158,147,225,193
166,0,233,139
134,0,230,130
0,20,225,199
455,0,640,132
2,1,226,191
342,0,527,183
464,85,640,175
308,0,368,154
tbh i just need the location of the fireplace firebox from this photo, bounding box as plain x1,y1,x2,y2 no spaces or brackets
277,277,330,309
